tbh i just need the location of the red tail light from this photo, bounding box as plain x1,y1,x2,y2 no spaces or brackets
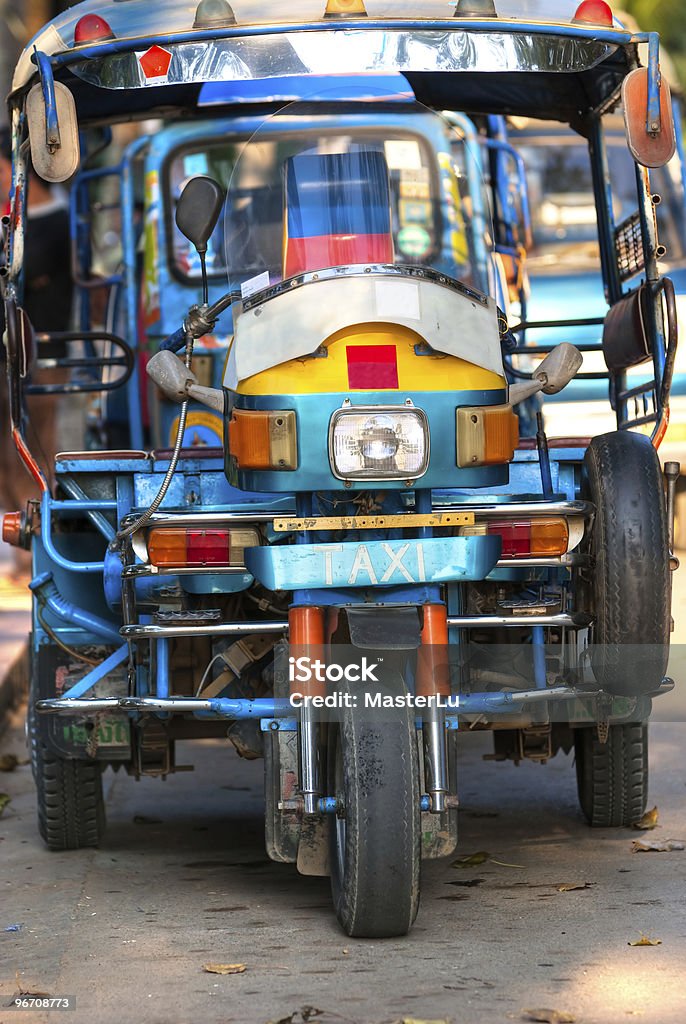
74,14,115,43
147,527,259,568
487,518,569,559
573,1,613,27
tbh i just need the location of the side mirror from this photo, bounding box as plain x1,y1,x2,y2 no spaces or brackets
509,343,582,405
146,350,224,412
623,67,676,168
175,176,225,255
534,342,584,394
26,81,80,182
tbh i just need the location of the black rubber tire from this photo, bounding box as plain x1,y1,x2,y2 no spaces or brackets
574,723,648,827
581,431,669,697
328,674,420,938
35,742,105,851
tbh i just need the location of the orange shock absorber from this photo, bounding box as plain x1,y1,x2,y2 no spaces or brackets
418,603,451,813
288,605,326,697
417,603,450,698
288,605,326,814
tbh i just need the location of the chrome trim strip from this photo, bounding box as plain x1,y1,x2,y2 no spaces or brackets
446,613,587,629
435,500,593,519
242,263,488,312
120,620,288,639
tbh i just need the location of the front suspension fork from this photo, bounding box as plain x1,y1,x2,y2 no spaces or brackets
417,604,451,813
289,605,325,815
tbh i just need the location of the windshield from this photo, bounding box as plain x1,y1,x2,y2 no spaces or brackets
204,103,495,302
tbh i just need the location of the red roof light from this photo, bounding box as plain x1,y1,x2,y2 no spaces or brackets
74,14,115,44
573,1,614,27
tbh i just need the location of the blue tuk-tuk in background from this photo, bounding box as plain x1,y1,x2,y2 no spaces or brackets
1,0,679,937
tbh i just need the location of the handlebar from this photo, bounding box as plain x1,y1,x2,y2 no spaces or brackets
158,290,243,352
159,327,187,353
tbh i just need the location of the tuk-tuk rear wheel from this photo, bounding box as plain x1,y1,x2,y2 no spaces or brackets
574,722,648,827
35,743,105,851
327,673,420,938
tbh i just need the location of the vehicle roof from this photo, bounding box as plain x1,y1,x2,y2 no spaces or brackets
12,0,641,128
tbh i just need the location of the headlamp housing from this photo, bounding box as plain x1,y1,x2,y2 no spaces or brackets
329,404,429,481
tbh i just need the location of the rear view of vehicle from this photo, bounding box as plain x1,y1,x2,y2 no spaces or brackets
1,0,678,937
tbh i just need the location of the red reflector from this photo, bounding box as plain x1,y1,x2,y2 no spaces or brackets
74,14,115,43
139,45,173,80
347,345,399,390
185,529,231,566
488,520,531,558
573,0,613,26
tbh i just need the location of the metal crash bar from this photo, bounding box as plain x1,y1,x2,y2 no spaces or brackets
34,685,600,718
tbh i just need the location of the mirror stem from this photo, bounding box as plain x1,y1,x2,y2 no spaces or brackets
199,250,209,306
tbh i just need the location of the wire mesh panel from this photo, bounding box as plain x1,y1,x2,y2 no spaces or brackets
615,211,644,282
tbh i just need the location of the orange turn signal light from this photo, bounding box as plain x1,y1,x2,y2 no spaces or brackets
228,409,297,471
456,404,519,467
324,0,367,17
147,527,259,569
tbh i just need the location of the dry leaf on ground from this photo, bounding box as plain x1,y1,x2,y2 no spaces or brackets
202,962,246,975
0,793,11,817
628,934,662,947
451,851,490,867
556,882,594,892
632,807,659,830
0,754,28,772
491,858,524,868
521,1010,576,1023
395,1018,451,1024
631,838,685,853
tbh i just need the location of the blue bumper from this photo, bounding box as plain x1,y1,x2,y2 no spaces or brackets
245,535,501,590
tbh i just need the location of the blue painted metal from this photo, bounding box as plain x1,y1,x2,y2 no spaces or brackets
200,697,291,718
444,111,490,287
120,134,149,449
532,625,546,689
156,638,169,699
246,535,502,591
59,644,129,699
291,584,441,607
40,492,106,573
233,389,508,494
33,50,60,150
319,797,339,813
30,571,121,644
672,97,686,204
647,33,662,134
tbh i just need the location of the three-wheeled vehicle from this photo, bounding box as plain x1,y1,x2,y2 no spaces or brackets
1,0,678,937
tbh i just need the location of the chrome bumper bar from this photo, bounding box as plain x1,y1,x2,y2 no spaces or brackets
120,612,586,640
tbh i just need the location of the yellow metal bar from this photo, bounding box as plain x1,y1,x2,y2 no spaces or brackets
272,512,475,533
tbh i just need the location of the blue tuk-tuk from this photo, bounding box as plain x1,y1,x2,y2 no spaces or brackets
1,0,678,937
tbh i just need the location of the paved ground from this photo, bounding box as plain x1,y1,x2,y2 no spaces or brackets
0,545,685,1024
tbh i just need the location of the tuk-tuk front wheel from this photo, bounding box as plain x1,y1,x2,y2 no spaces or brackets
574,722,648,827
327,673,420,937
581,431,669,697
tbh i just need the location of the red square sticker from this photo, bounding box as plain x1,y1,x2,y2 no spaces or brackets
346,346,399,390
